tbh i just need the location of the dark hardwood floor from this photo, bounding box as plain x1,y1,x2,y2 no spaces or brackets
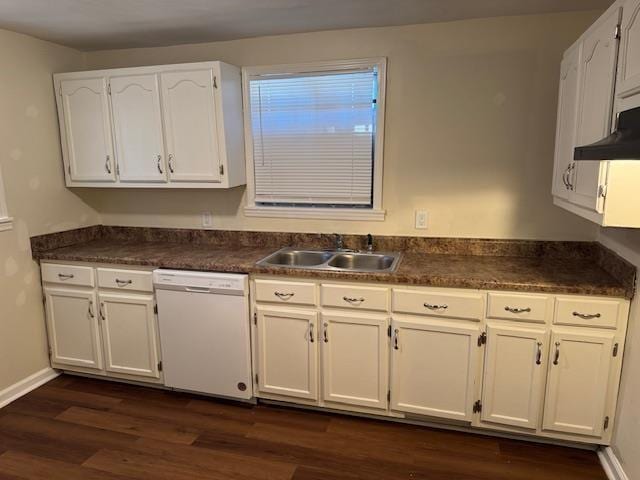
0,375,606,479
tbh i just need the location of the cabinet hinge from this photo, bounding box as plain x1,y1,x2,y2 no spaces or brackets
613,343,619,357
387,324,392,338
387,390,391,402
473,400,482,413
157,361,163,372
116,162,120,176
154,304,158,315
604,416,610,430
255,373,259,385
213,76,218,89
58,85,62,96
478,331,487,347
598,184,607,199
48,346,53,357
219,165,224,175
253,312,257,325
107,82,111,95
67,164,71,175
614,24,621,40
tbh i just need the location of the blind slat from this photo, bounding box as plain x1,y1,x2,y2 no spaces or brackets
249,69,376,206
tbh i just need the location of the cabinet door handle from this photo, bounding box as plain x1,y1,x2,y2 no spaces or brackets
274,291,294,300
553,342,560,365
424,303,448,310
562,165,570,189
99,302,106,321
88,301,95,319
105,155,112,174
168,154,175,173
157,154,164,174
568,163,575,190
572,311,601,320
394,329,399,350
505,306,531,314
323,323,329,343
115,279,132,287
343,296,365,305
309,324,315,343
57,273,74,281
535,342,542,365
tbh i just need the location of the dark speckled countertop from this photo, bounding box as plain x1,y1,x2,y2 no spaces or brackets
31,226,636,298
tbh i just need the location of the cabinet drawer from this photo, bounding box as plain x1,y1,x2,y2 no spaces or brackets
41,263,95,287
487,292,552,324
321,284,389,312
392,289,484,321
97,268,153,293
254,279,316,306
554,297,621,329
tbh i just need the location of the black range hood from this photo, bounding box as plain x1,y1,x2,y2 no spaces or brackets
574,105,640,161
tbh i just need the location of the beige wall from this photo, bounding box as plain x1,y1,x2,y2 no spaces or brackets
0,29,100,391
599,228,640,480
82,11,600,240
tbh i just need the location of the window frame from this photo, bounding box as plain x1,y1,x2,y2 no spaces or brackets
0,164,12,232
242,57,387,221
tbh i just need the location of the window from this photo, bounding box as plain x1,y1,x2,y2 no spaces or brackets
0,165,12,232
243,58,386,220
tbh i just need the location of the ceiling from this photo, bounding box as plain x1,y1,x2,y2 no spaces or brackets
0,0,613,51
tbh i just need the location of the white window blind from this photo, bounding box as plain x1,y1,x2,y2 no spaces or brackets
249,67,378,206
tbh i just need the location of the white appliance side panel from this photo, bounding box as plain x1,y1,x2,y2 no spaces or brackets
156,289,252,399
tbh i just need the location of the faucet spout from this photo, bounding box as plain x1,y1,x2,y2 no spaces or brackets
333,233,344,251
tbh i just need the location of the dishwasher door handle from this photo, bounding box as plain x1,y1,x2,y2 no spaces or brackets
185,287,212,294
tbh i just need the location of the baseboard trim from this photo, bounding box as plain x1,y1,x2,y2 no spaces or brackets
0,367,59,409
599,446,629,480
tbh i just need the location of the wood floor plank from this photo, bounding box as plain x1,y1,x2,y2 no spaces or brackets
56,406,199,445
0,451,130,480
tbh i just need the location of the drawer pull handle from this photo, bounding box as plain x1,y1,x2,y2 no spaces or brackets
168,154,175,173
343,296,365,304
394,329,399,350
58,273,75,280
274,291,294,300
553,342,560,365
323,323,329,343
535,342,542,365
572,311,601,320
115,279,133,287
424,303,448,310
105,155,112,174
309,324,315,343
88,301,95,319
156,154,164,174
505,306,531,314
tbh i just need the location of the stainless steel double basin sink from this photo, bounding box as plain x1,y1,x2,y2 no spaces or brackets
256,248,402,273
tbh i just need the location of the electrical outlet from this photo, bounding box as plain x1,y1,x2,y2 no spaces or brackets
202,212,213,228
415,210,428,229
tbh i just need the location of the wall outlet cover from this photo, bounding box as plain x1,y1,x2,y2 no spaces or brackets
202,212,213,228
415,210,428,229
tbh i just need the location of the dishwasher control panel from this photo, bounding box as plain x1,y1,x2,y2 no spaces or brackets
153,270,248,294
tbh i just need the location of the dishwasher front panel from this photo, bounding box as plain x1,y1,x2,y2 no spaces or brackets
156,288,253,400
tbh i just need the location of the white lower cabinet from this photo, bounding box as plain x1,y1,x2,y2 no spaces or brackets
44,287,103,370
256,306,319,401
98,292,160,379
390,316,480,422
542,329,615,437
321,312,389,409
481,324,548,429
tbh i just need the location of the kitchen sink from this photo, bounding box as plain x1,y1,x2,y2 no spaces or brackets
256,248,402,273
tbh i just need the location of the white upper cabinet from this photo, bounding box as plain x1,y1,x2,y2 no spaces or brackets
58,77,116,183
54,61,245,189
552,44,581,201
571,7,621,213
110,74,166,183
161,69,221,183
616,0,640,102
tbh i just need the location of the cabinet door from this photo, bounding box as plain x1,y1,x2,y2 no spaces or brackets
552,44,581,200
98,293,160,379
59,77,116,182
256,306,318,400
542,329,614,437
321,312,388,409
390,316,480,421
571,8,621,212
616,0,640,98
109,74,167,183
481,324,548,429
160,69,222,183
44,287,102,370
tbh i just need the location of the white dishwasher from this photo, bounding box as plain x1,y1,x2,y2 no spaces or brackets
153,269,253,400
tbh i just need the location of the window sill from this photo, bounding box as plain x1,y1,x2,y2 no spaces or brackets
244,206,385,221
0,217,13,232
